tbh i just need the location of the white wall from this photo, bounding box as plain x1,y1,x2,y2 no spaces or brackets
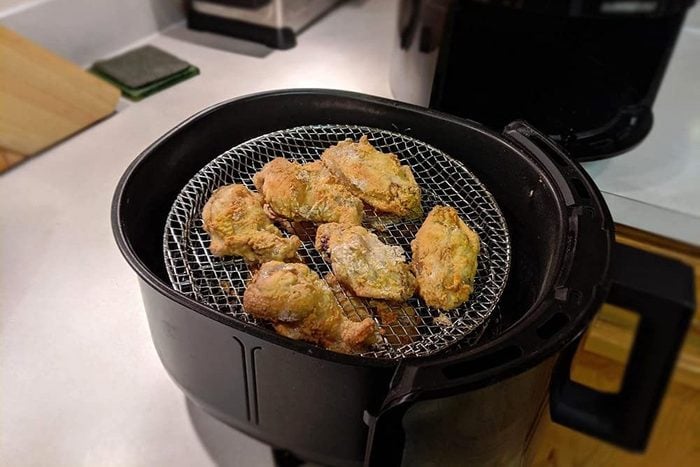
0,0,185,66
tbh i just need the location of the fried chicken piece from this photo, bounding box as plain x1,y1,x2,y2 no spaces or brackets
242,261,377,353
202,184,301,262
253,158,363,225
411,206,480,310
325,274,419,346
320,135,422,217
315,223,416,301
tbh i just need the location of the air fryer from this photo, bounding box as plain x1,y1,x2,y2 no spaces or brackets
112,90,694,466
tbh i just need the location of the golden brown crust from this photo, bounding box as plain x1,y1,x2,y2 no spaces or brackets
315,223,416,301
320,136,422,217
253,158,363,225
411,206,480,310
242,261,377,353
201,184,301,262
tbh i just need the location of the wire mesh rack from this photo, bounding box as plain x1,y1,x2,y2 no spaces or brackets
164,124,510,359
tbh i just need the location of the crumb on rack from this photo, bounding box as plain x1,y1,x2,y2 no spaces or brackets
220,280,239,298
369,220,388,232
371,300,398,325
434,312,452,326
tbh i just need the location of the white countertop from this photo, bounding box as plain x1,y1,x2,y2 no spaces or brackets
1,1,699,466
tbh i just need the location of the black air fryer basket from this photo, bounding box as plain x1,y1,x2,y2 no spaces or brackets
112,90,694,467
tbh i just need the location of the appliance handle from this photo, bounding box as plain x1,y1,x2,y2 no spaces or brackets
549,242,694,451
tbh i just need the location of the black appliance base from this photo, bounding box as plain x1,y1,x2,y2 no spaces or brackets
393,0,692,161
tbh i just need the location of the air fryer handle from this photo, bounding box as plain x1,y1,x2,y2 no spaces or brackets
549,242,694,451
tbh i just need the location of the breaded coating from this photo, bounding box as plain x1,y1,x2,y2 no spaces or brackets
253,158,363,224
202,184,301,262
242,261,377,353
320,135,422,217
315,223,416,301
411,206,480,310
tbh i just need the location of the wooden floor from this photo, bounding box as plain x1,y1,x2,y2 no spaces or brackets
526,225,700,466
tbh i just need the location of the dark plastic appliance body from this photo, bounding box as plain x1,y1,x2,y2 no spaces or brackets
390,0,696,161
112,90,694,466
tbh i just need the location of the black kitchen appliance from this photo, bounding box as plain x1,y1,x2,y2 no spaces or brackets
390,0,696,161
112,90,694,466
